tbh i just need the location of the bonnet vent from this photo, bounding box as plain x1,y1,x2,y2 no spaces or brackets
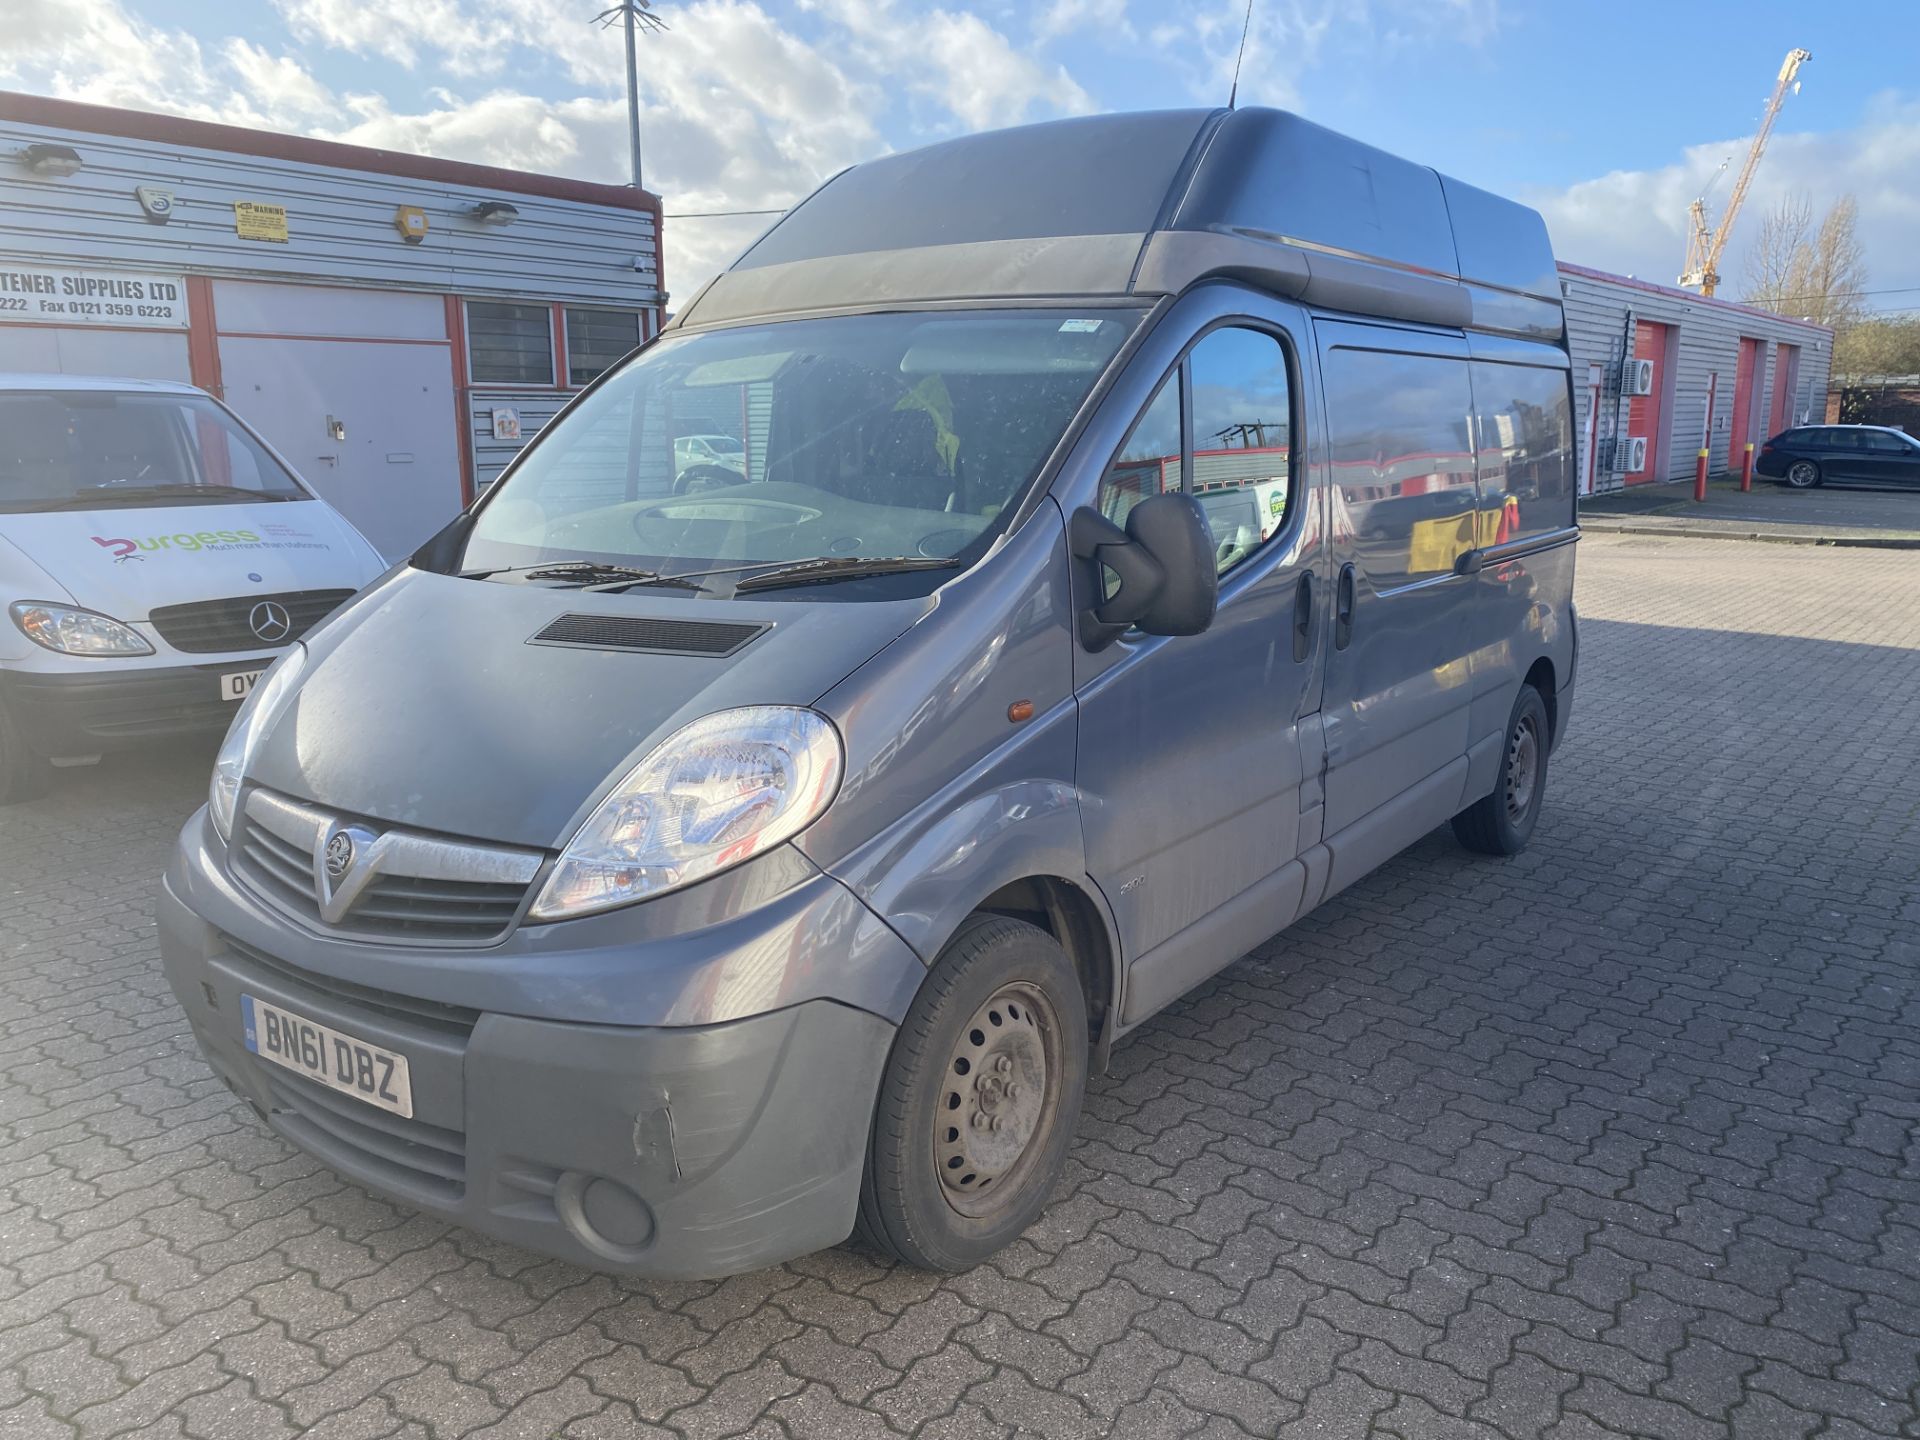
530,613,768,657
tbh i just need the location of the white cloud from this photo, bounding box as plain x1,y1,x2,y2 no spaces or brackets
1528,93,1920,305
272,0,517,76
801,0,1093,130
1034,0,1135,43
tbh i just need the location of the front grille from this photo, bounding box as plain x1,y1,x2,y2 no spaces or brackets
150,589,355,654
223,936,480,1039
234,789,544,945
265,1069,467,1203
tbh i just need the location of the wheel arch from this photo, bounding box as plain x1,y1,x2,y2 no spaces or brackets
969,873,1122,1066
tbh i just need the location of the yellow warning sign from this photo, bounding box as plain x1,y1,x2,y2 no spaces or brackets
233,201,288,243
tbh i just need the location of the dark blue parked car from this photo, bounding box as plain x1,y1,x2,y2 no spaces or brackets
1757,425,1920,490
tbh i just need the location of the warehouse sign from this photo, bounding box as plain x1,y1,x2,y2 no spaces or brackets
234,201,289,243
0,264,189,329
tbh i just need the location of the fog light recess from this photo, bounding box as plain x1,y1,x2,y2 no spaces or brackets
554,1171,656,1261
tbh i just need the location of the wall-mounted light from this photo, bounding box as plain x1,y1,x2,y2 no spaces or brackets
18,143,84,178
468,200,520,226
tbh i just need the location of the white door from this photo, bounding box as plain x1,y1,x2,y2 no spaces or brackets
219,336,462,560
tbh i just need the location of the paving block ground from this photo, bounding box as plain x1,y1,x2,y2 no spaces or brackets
2,533,1917,1438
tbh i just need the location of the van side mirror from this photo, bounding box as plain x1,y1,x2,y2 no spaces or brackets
1068,493,1220,651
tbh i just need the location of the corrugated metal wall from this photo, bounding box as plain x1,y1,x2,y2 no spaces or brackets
1561,266,1832,493
0,114,658,305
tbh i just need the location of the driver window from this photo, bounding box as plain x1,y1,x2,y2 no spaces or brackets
1188,326,1294,574
1097,373,1184,528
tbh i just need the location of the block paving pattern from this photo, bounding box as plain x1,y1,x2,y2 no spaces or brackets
1,534,1917,1438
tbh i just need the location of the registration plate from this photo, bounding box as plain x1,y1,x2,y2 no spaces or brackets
221,668,263,702
241,994,414,1117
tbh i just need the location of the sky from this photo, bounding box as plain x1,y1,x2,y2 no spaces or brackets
4,0,1917,317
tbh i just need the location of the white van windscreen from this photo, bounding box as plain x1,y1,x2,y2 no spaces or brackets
0,391,308,514
461,309,1141,589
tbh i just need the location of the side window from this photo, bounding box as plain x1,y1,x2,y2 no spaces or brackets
1322,347,1478,589
1859,431,1902,453
1098,372,1183,528
1188,327,1295,573
1471,361,1574,546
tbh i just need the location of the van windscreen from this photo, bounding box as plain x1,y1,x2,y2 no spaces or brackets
0,391,308,514
461,308,1142,592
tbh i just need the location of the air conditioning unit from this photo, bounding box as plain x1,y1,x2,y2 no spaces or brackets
1621,436,1649,473
1623,358,1655,396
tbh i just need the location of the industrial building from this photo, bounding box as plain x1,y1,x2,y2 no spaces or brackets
1561,263,1831,495
0,93,663,557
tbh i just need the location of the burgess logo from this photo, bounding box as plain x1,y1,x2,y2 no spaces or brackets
94,529,263,561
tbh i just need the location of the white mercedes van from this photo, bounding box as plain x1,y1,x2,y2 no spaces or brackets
1,375,386,800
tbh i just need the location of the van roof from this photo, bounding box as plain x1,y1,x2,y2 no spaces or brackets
674,107,1564,345
0,373,206,395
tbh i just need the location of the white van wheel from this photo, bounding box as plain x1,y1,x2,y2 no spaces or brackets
854,914,1087,1272
0,701,51,804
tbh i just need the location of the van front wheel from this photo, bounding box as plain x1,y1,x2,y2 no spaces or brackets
1452,684,1549,856
854,914,1087,1272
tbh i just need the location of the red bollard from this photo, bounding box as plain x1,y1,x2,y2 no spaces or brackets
1740,442,1754,492
1694,447,1709,503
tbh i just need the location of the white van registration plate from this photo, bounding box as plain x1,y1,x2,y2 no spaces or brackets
221,669,263,701
241,994,415,1117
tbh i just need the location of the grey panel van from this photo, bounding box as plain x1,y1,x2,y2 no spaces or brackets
159,108,1578,1277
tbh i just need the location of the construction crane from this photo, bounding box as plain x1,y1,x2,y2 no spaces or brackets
1678,47,1811,297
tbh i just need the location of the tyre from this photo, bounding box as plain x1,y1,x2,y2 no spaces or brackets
855,914,1088,1272
0,699,50,805
1785,459,1822,489
1452,683,1549,856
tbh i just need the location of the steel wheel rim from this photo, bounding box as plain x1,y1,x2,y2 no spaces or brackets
934,982,1062,1219
1788,462,1817,487
1505,715,1540,822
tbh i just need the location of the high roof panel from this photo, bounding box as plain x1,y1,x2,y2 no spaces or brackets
734,109,1215,271
678,107,1564,343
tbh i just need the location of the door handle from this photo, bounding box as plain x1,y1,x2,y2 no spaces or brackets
1334,562,1356,651
1292,572,1314,663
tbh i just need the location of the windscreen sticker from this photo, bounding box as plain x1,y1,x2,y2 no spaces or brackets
1057,319,1103,333
91,524,333,563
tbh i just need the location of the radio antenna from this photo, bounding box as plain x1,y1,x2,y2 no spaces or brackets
1228,0,1255,108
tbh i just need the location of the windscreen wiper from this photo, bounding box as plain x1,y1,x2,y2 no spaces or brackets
458,560,701,589
730,555,963,594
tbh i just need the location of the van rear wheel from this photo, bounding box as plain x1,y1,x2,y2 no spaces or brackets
1452,684,1549,856
854,914,1087,1272
0,700,50,805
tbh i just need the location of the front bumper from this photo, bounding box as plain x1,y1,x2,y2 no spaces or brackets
158,811,920,1279
1,661,257,754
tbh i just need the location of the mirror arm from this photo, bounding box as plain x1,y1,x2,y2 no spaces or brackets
1068,506,1165,651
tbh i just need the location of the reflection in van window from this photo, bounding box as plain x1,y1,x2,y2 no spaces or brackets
464,310,1140,578
1098,372,1183,529
1322,349,1477,589
1471,362,1573,546
0,391,308,514
1189,327,1293,573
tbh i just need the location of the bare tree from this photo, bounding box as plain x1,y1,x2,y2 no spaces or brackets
1741,193,1868,328
1798,196,1868,329
1740,194,1811,310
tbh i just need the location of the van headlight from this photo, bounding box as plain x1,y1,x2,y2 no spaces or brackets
10,601,153,657
209,645,308,842
531,706,843,921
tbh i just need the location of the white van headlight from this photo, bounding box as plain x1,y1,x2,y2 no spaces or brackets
10,601,153,657
209,645,308,842
532,706,843,921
